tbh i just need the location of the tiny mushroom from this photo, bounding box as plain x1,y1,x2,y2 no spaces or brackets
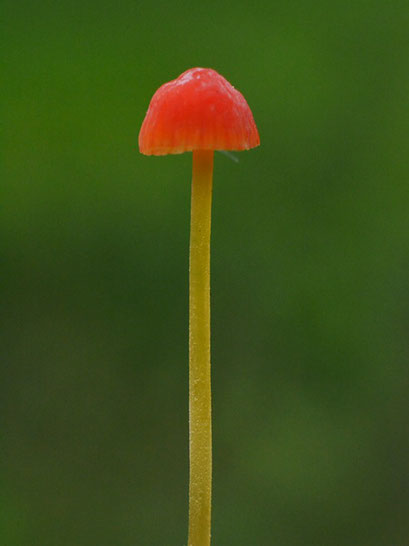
139,67,259,546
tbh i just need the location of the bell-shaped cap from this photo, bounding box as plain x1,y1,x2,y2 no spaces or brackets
139,68,260,155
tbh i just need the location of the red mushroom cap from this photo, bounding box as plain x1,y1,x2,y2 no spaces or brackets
139,68,260,155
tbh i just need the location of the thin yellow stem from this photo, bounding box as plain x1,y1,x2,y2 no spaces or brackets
188,150,214,546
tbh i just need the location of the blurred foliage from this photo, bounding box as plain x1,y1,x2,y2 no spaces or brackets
2,0,409,544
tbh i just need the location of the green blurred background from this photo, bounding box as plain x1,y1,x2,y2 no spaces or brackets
2,1,409,544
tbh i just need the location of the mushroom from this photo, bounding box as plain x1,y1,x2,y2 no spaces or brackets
139,67,259,545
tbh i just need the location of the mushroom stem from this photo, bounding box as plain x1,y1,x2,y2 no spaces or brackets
188,149,214,546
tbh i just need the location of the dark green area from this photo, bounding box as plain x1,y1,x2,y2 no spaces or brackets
2,1,409,544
